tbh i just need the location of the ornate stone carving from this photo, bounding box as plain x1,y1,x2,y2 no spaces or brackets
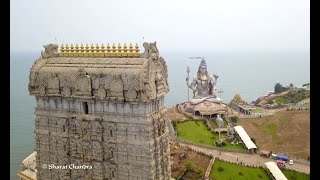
110,75,124,97
141,41,159,58
97,88,106,98
39,85,46,95
23,42,171,180
47,73,60,94
75,68,92,96
41,44,59,59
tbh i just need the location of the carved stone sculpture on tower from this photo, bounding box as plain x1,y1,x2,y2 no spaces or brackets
186,59,221,104
75,68,92,96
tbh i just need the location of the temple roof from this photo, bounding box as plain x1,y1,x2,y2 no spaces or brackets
28,42,169,102
232,93,244,103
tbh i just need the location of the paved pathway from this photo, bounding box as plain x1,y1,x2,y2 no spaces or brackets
179,142,310,174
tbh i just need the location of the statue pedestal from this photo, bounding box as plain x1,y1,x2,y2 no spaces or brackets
190,97,222,105
178,99,229,119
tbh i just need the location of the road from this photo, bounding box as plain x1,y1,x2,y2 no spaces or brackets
178,142,310,174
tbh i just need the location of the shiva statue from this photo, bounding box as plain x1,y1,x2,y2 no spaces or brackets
186,59,221,104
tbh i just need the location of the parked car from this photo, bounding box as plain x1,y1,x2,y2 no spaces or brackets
289,160,293,165
277,160,285,167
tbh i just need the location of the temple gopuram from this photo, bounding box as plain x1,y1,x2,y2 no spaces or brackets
17,42,172,180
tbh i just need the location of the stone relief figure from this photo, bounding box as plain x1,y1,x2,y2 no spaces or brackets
141,41,159,58
110,75,124,97
186,59,221,104
48,73,60,94
39,85,46,95
75,68,92,96
41,44,59,59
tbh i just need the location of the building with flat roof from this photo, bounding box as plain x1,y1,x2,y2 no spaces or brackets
234,126,257,153
264,162,288,180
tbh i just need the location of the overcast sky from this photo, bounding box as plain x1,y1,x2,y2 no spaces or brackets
10,0,309,53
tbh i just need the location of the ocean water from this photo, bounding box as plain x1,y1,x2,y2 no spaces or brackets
10,51,309,179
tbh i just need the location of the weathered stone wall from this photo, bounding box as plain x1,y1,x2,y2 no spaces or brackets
29,42,171,180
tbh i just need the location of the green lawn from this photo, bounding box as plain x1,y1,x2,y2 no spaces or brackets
256,122,278,141
211,118,228,128
282,169,310,180
175,120,246,150
211,160,271,180
175,120,215,146
254,107,264,113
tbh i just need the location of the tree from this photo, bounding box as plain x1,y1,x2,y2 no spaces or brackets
274,83,283,94
230,115,239,123
289,83,294,88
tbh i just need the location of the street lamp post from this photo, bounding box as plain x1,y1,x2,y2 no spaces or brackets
186,66,190,102
218,90,224,100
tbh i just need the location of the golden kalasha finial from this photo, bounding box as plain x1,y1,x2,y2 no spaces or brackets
116,43,122,56
123,43,128,51
79,43,84,56
94,43,100,56
84,43,90,56
65,44,69,57
89,43,95,57
60,44,65,56
129,43,133,51
74,44,79,56
134,43,140,57
111,43,116,56
122,43,128,57
106,43,111,57
91,43,95,51
100,43,105,57
128,43,134,56
69,44,74,56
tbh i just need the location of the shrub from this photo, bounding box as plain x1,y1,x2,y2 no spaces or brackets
184,161,196,170
230,115,239,123
238,171,243,176
218,167,224,172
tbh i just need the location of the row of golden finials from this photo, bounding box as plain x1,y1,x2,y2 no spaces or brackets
59,43,140,57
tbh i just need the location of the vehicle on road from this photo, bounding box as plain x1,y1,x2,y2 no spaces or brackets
289,160,293,165
277,160,286,167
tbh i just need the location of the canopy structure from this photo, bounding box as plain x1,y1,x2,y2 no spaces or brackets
234,126,257,150
277,154,289,161
265,162,288,180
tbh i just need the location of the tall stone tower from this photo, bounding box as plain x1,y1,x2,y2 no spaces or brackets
25,42,171,179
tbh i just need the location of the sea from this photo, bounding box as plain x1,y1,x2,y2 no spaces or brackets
10,51,310,179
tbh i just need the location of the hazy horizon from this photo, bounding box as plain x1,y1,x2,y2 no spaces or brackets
11,0,309,53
